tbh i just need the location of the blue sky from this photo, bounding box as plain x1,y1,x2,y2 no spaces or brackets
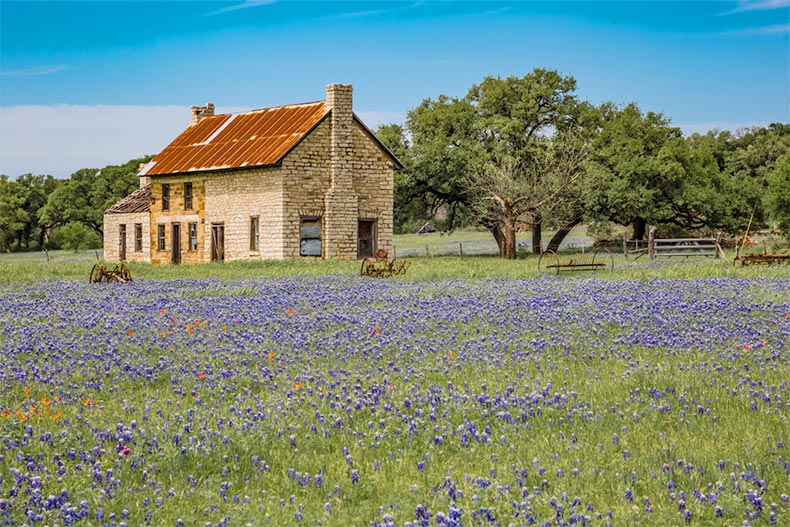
1,0,788,178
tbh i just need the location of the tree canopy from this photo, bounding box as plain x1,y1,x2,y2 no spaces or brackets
0,156,151,252
384,72,790,255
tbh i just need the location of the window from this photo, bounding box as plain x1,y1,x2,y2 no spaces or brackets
300,217,322,257
250,216,259,252
189,222,198,251
134,224,143,252
162,184,170,211
184,182,193,210
157,224,166,251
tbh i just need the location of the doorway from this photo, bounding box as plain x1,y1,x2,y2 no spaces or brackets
171,223,181,264
119,224,127,260
211,224,225,261
357,220,377,258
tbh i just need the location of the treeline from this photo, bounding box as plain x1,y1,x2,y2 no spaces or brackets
0,156,152,252
378,70,790,258
2,69,789,257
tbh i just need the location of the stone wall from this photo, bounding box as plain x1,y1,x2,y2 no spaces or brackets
103,212,151,263
350,125,395,256
148,179,205,265
202,168,284,261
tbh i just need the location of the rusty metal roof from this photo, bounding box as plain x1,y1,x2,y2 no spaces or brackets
105,186,151,214
140,102,329,176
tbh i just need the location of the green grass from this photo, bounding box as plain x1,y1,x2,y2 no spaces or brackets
1,246,788,283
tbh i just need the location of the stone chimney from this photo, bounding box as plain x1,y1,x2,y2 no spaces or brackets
138,162,151,189
325,84,353,189
190,103,215,124
323,84,358,259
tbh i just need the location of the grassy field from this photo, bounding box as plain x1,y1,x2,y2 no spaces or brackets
0,237,789,526
0,229,788,282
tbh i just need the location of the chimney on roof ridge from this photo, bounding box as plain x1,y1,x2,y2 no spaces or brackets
191,103,215,124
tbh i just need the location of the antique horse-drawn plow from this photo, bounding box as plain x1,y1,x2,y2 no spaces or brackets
90,261,132,283
538,248,614,274
360,250,410,278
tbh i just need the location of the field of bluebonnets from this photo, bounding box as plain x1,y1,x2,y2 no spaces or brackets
1,257,789,527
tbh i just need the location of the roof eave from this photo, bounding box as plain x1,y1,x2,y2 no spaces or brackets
143,162,285,178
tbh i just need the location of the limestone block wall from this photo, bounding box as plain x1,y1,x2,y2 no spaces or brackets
350,125,395,256
282,120,332,258
202,167,284,261
149,178,205,265
103,212,151,263
280,118,395,259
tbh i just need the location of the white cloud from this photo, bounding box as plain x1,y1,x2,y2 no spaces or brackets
0,65,69,77
0,104,245,178
717,23,790,35
205,0,275,16
724,0,790,14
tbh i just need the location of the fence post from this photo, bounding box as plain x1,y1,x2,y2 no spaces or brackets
648,226,656,261
459,243,464,258
623,232,627,259
425,245,431,258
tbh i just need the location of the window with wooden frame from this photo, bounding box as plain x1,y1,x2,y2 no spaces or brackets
134,224,143,252
299,217,322,257
157,224,166,251
250,216,259,252
184,182,193,210
188,222,198,251
162,184,170,211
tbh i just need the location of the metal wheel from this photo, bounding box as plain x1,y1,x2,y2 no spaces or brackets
119,261,132,282
90,264,102,283
538,250,559,274
360,258,376,277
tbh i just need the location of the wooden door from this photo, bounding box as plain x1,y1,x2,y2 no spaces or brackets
211,224,225,261
171,223,181,264
119,224,127,260
357,220,376,258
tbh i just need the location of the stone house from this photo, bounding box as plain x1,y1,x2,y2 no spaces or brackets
104,84,401,264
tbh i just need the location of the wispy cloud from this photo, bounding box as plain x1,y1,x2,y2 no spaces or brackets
205,0,275,17
717,23,790,36
0,65,68,77
719,0,790,15
324,8,400,20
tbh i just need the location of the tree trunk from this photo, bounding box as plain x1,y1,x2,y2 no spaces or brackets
502,222,517,260
546,216,583,253
490,222,518,259
632,217,646,240
490,225,506,258
531,217,542,255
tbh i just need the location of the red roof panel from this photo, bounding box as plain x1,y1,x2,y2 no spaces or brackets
141,102,329,176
